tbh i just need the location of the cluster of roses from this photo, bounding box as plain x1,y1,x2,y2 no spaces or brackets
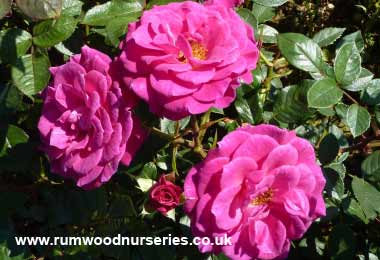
38,1,326,259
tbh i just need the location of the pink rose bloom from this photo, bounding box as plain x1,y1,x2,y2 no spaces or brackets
204,0,244,8
149,175,183,215
113,1,259,120
184,125,326,260
38,46,145,190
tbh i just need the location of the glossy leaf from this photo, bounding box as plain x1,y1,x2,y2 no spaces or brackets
334,43,361,85
342,68,373,92
252,4,274,23
0,29,32,64
278,33,324,74
82,0,144,26
362,79,380,105
307,78,342,108
33,15,78,48
352,176,380,220
237,8,258,32
274,80,314,123
338,30,365,52
258,24,278,43
11,52,50,99
361,151,380,182
346,104,371,137
252,0,288,7
15,0,62,20
313,27,346,47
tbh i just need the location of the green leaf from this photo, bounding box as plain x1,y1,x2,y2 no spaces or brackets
318,134,339,164
252,0,288,7
0,84,24,119
309,63,335,80
0,29,32,64
277,33,324,74
0,0,12,19
212,253,230,260
318,107,335,116
346,104,370,137
335,103,349,122
62,0,83,16
323,168,344,200
237,8,258,32
258,24,278,44
11,52,50,99
146,0,184,8
342,197,368,223
312,27,346,47
105,16,137,46
82,0,144,26
362,79,380,105
139,162,158,179
307,78,342,108
6,125,29,148
361,151,380,182
33,15,78,48
339,30,365,52
352,176,380,220
329,124,349,148
342,68,373,92
15,0,62,20
234,88,254,124
328,224,356,260
54,42,74,56
334,43,361,85
160,117,190,135
0,243,29,260
136,178,156,192
252,4,274,23
274,80,315,123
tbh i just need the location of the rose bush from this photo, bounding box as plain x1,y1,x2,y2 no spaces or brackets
113,1,259,120
38,46,145,189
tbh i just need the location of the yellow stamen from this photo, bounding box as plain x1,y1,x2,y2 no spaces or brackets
177,41,208,63
190,41,208,60
251,189,274,206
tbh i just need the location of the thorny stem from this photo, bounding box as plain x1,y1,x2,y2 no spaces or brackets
191,116,207,158
171,121,180,176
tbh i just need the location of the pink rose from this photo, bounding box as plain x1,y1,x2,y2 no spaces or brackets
204,0,244,8
149,175,183,215
38,46,146,190
113,1,259,120
184,124,326,260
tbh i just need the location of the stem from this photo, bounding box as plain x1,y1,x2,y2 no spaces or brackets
145,125,174,141
191,116,207,158
260,51,274,67
343,90,359,104
171,121,180,176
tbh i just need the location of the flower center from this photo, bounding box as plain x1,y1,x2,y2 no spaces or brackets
190,41,207,60
251,189,274,206
177,41,208,63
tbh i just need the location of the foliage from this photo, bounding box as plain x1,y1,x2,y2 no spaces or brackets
1,0,380,259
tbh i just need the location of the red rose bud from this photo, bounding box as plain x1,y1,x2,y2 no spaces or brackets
149,175,182,215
